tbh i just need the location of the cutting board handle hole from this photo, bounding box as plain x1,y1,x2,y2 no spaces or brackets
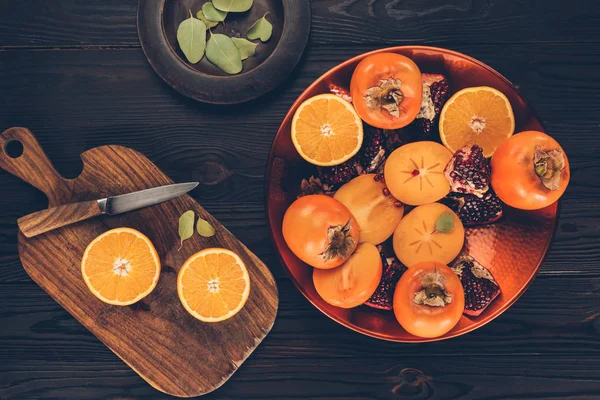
4,140,24,159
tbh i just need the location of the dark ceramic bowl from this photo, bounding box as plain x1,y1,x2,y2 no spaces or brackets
137,0,310,104
265,46,559,342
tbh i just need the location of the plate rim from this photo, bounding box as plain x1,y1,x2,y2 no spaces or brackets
264,45,561,342
137,0,311,104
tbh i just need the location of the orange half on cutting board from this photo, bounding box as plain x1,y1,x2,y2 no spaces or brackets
81,227,161,306
177,248,251,322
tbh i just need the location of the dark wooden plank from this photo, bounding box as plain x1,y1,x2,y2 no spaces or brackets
0,43,599,282
0,0,138,48
1,278,600,398
2,276,599,360
2,356,600,399
1,0,600,48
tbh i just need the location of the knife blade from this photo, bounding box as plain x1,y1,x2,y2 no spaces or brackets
100,182,199,215
18,182,199,238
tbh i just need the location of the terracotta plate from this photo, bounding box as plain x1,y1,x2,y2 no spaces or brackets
265,46,559,342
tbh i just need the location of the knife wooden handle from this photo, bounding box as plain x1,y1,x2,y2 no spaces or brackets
18,200,102,238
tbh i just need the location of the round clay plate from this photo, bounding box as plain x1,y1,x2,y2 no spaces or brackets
137,0,310,104
265,46,559,342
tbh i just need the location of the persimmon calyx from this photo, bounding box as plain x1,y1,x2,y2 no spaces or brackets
533,145,565,190
319,220,356,261
364,77,404,118
413,271,453,307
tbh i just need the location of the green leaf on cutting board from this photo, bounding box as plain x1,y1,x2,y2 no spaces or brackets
178,210,195,249
246,12,272,42
177,10,207,64
435,212,455,233
213,0,253,12
206,33,243,74
202,2,227,22
196,9,219,29
196,217,216,237
231,37,258,60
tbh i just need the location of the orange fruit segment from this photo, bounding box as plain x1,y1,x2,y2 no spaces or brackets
291,93,364,166
439,86,515,157
81,227,161,306
177,248,250,322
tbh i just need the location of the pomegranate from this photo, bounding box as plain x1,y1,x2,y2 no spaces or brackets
451,256,500,317
364,248,407,310
382,128,412,153
408,73,450,140
334,174,404,245
440,191,503,226
444,144,491,197
360,126,386,173
328,83,352,103
318,155,364,189
298,176,334,198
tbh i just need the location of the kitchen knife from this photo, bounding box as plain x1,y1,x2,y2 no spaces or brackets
18,182,199,238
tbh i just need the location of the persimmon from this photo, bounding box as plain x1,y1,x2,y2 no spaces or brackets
491,131,570,210
313,242,382,308
350,53,422,129
384,141,452,205
393,261,464,338
282,195,359,269
393,203,464,267
333,174,404,245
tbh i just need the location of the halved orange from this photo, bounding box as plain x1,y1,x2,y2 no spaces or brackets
81,227,161,306
291,93,363,166
177,248,250,322
439,86,515,157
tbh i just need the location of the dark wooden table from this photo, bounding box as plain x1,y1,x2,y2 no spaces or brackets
1,1,599,399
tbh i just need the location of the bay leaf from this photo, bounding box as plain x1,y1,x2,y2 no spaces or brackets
435,212,455,233
231,37,258,60
246,12,272,42
213,0,253,12
178,210,195,249
177,11,207,64
206,33,243,74
196,217,216,237
202,2,227,22
196,9,219,29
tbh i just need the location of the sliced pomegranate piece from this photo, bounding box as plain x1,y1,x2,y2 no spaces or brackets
298,176,334,198
328,83,352,103
444,144,491,197
408,73,450,140
360,126,386,173
440,191,503,226
451,256,500,317
317,155,364,189
364,249,407,310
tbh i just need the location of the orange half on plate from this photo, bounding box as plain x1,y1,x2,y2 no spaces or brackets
291,94,363,166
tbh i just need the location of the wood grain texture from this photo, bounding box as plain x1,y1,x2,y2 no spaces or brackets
0,128,278,397
0,0,599,398
1,276,599,399
1,0,600,47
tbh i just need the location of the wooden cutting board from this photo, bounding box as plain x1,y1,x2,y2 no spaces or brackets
0,127,278,397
